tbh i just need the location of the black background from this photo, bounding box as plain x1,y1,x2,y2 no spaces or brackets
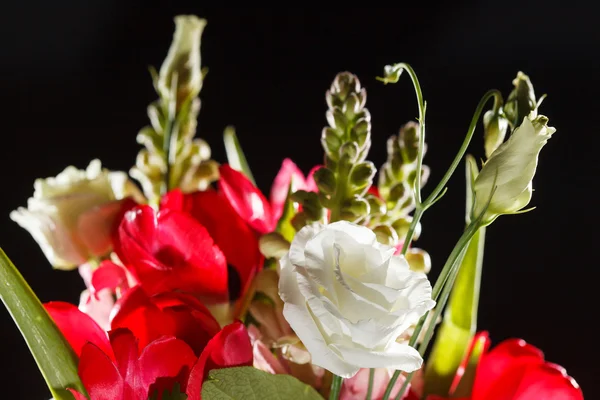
1,3,598,399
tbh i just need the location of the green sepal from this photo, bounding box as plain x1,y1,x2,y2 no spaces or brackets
0,249,87,400
223,126,256,186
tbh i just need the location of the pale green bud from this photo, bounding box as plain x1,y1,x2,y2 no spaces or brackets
473,114,555,225
483,109,509,159
158,15,206,105
373,224,399,247
313,167,337,195
504,71,538,126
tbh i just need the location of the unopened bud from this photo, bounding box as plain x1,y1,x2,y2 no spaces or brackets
406,248,432,274
483,109,509,158
158,15,206,105
373,224,399,247
313,167,337,195
504,71,538,126
349,162,376,189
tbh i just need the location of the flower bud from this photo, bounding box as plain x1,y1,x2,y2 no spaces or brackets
483,109,509,159
399,121,420,163
158,15,206,105
405,248,432,274
473,115,555,225
349,162,376,190
504,71,538,126
372,224,399,246
313,167,336,195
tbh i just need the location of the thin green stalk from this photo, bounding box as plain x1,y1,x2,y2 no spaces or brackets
329,375,343,400
365,368,375,400
382,222,479,400
162,74,178,195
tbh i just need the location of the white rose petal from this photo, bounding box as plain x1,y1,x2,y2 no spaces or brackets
10,159,141,270
279,221,435,378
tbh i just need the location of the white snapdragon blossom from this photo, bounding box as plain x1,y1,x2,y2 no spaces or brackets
10,159,143,270
473,114,555,225
278,221,435,378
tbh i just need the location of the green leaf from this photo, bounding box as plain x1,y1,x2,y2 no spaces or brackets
223,126,256,186
275,183,297,242
202,367,324,400
0,249,86,399
423,155,486,398
149,382,188,400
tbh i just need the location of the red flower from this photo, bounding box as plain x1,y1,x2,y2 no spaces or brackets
161,188,262,301
218,160,319,234
429,332,583,400
45,302,253,399
269,158,319,222
110,286,222,356
115,205,229,301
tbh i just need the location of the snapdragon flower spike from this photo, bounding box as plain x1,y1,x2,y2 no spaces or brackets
429,333,583,400
110,286,222,355
160,188,262,301
115,205,229,301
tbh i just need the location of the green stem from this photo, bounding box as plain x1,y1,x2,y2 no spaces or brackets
162,74,179,196
365,368,375,400
329,375,343,400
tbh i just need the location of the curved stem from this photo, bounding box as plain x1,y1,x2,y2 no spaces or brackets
329,375,343,400
422,89,502,208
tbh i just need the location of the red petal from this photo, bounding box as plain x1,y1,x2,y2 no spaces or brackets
513,362,584,400
164,189,263,300
91,260,129,295
78,342,124,400
472,338,545,400
117,205,228,300
108,329,144,399
45,301,112,359
138,336,197,396
111,286,220,355
449,331,491,394
186,321,253,400
269,158,307,222
367,185,380,198
218,164,274,234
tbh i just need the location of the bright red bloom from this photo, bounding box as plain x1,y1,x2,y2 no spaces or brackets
161,188,262,301
46,302,253,399
218,160,319,234
429,333,583,400
110,286,221,356
115,205,229,301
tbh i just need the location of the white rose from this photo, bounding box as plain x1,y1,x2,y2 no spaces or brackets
278,221,435,378
473,114,555,225
10,159,143,270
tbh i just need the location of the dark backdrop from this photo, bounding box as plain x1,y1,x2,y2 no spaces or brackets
1,3,598,399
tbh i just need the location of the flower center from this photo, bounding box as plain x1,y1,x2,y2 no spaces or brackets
154,245,187,268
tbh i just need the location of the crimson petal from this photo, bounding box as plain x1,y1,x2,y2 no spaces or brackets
45,301,112,359
513,362,583,400
218,164,274,234
186,321,253,400
78,341,124,400
472,338,545,399
117,205,228,300
162,189,263,301
269,158,307,222
138,335,197,396
91,260,129,295
111,286,220,355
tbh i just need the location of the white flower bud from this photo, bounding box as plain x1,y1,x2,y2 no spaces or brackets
473,115,555,225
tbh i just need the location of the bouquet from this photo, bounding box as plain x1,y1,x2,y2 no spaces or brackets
1,14,584,400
